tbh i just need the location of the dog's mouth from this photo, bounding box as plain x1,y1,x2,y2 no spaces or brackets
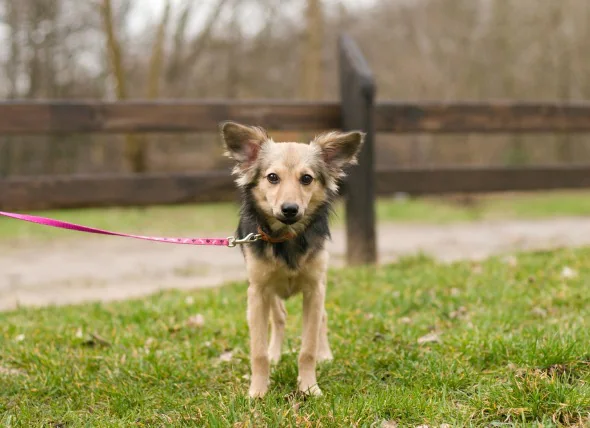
277,216,300,226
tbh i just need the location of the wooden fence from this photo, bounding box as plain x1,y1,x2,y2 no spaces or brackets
2,34,590,265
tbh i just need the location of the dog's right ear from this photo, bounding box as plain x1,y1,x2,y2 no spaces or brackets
220,121,269,168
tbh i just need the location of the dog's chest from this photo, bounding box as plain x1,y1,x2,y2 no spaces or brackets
256,263,305,299
270,270,304,299
245,247,328,299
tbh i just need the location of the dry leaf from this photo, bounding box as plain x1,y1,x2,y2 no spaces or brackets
219,350,234,363
450,306,467,319
0,366,25,377
561,266,578,279
471,264,483,274
15,334,25,342
83,332,111,348
503,256,518,267
531,307,547,318
187,314,205,328
380,421,398,428
168,324,182,333
417,332,441,344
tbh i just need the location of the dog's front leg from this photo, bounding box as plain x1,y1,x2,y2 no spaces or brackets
298,283,325,396
247,285,271,398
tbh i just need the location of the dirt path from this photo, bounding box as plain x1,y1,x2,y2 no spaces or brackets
2,217,589,311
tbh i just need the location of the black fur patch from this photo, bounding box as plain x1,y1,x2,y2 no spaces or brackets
236,186,334,270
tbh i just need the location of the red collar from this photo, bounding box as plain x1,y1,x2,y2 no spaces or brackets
257,226,296,244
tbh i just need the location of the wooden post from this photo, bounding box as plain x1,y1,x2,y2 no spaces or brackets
338,34,377,265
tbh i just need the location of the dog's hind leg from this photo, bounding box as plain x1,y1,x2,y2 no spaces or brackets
317,309,333,362
269,296,287,364
247,286,271,398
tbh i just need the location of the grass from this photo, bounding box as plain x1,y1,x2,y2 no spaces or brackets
1,248,589,426
2,190,590,243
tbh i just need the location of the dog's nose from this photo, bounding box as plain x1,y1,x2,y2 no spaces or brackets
281,203,299,218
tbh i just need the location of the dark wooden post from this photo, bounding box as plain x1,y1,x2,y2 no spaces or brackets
338,34,377,265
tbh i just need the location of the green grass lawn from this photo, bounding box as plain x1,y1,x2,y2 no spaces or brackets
2,191,590,242
1,248,588,426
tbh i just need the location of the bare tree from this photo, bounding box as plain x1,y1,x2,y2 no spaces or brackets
100,0,145,172
165,0,232,95
552,0,573,163
301,0,324,100
147,0,171,99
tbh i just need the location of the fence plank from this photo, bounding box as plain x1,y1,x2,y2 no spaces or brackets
0,101,341,135
2,166,590,211
375,101,590,133
339,34,377,265
375,166,590,194
4,100,590,135
0,171,237,210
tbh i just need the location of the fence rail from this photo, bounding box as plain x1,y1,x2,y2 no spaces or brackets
2,34,590,265
375,101,590,133
4,100,590,135
0,101,340,135
3,166,590,211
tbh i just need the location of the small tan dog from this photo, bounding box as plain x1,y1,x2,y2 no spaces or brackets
220,121,364,398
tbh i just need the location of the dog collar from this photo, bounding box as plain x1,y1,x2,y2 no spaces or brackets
256,226,297,244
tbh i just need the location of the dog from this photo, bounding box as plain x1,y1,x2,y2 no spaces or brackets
220,121,365,398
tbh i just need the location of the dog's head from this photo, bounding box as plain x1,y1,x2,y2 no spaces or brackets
220,121,364,231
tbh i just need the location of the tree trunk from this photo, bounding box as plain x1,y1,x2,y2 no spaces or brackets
301,0,324,100
100,0,145,173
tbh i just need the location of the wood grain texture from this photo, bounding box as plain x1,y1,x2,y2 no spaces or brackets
0,171,238,210
0,101,341,135
374,166,590,194
3,100,590,135
2,167,590,210
375,101,590,133
339,34,377,265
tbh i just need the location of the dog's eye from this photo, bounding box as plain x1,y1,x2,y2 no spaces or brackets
267,173,280,184
300,174,314,185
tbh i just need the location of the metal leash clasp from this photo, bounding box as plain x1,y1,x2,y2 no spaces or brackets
227,232,262,247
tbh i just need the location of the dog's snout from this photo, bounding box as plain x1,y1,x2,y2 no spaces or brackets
281,203,299,218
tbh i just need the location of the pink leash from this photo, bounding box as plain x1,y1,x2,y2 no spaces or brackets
0,211,261,248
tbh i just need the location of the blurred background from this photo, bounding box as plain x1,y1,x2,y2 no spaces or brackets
2,0,590,177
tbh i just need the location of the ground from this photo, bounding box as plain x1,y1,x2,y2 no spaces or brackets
0,192,589,426
0,248,588,426
2,192,590,311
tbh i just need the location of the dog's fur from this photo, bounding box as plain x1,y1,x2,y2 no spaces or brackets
220,121,365,398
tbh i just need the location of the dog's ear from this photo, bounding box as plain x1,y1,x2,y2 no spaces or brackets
312,130,365,170
220,121,269,168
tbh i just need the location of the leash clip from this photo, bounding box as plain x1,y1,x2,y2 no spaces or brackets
227,232,262,247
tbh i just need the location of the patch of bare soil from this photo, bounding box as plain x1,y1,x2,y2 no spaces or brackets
1,217,589,311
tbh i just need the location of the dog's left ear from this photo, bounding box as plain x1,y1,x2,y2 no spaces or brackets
220,121,269,168
311,130,365,170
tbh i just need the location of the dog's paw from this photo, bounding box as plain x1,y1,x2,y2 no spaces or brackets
248,387,268,399
298,375,322,397
248,376,269,399
298,382,322,397
269,350,282,365
317,350,333,363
